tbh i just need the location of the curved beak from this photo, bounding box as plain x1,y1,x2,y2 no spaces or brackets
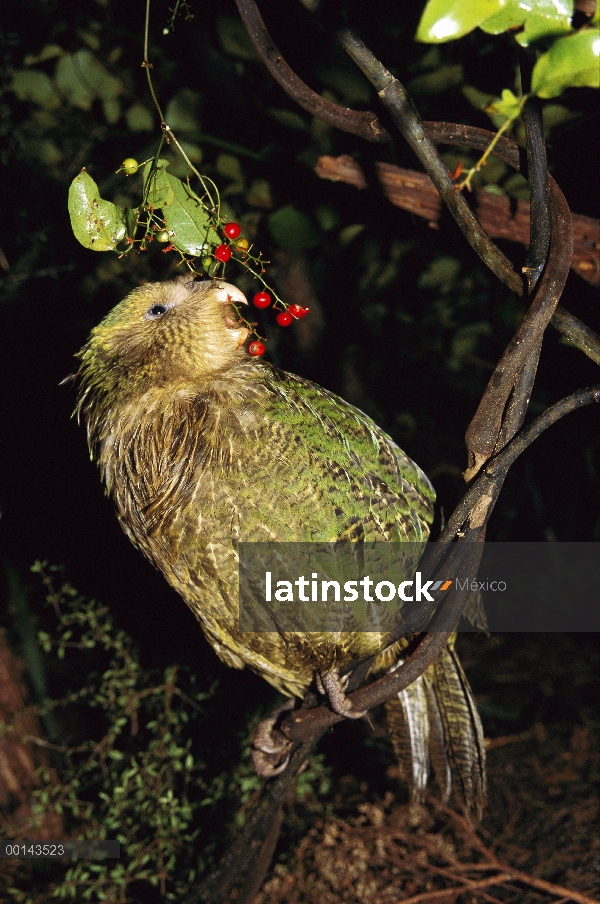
213,281,248,306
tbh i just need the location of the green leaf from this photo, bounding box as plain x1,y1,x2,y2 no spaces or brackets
165,88,202,132
216,16,261,61
125,103,154,132
216,153,244,184
462,85,496,112
485,88,523,121
68,170,127,251
55,50,122,111
216,153,244,195
143,159,175,209
102,97,121,124
11,70,61,110
339,223,366,246
162,177,220,256
418,255,461,289
480,0,574,45
267,108,310,131
23,44,63,66
532,28,600,97
246,178,273,209
541,103,579,134
267,205,320,250
406,64,464,95
416,0,504,42
317,66,372,104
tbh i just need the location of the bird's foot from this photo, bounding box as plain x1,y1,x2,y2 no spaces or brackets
318,668,367,719
251,698,295,777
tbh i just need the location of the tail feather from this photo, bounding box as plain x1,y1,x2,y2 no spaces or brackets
385,671,430,799
384,642,486,816
422,678,452,804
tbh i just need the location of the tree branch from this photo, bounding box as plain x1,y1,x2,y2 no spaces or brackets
313,156,600,288
234,0,390,143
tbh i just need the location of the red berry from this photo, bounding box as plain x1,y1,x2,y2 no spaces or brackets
288,304,310,319
253,291,271,309
215,244,232,262
224,222,241,240
276,311,292,327
248,341,266,357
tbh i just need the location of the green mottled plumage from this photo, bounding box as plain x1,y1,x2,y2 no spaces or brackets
76,277,485,812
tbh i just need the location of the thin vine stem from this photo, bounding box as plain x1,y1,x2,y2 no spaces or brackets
143,0,218,211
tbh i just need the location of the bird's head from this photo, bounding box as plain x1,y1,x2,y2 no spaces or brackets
76,277,251,404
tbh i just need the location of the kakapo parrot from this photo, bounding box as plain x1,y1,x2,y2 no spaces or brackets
75,276,485,812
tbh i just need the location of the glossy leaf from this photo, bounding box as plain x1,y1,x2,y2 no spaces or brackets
68,170,127,251
162,177,220,256
480,0,573,45
416,0,503,43
532,28,600,97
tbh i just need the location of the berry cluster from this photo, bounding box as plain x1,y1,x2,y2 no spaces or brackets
118,160,310,358
213,222,310,358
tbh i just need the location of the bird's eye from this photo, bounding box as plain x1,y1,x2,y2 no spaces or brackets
147,304,168,318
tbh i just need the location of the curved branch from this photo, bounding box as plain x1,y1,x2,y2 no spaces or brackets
464,169,573,478
234,0,390,143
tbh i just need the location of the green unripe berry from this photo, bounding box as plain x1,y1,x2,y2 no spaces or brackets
122,158,139,176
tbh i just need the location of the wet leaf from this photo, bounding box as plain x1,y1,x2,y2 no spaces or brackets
480,0,574,45
416,0,504,42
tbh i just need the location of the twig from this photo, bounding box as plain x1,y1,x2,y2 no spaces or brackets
445,807,600,904
398,875,511,904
